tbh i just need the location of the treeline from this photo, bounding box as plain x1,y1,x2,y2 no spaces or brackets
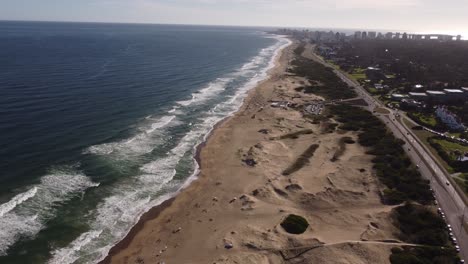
390,204,459,263
290,43,458,263
329,105,459,263
335,39,468,85
290,45,357,100
394,203,449,246
390,246,459,264
329,105,433,205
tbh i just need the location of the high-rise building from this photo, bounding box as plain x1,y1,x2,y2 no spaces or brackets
368,31,377,38
362,31,368,39
402,32,408,40
354,31,362,39
395,32,401,39
385,32,393,39
456,35,462,41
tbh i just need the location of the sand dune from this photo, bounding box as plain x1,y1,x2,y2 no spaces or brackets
105,41,402,264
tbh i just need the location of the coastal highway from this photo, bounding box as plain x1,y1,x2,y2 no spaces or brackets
303,44,468,261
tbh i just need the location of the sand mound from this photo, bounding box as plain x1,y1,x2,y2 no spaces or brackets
286,243,392,264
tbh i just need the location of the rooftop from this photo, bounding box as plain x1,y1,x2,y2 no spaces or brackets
443,89,464,93
426,90,446,95
409,92,427,96
392,93,408,98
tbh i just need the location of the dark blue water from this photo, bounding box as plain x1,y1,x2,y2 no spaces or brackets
0,21,289,263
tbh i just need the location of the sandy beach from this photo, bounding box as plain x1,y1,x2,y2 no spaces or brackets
103,40,402,264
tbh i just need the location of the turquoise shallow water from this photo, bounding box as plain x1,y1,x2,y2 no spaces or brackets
0,21,289,263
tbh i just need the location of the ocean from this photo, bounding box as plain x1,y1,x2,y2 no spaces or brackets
0,21,290,263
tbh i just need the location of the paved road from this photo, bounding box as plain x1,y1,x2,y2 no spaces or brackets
302,44,467,261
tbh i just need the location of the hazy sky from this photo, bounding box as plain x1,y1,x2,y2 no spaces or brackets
1,0,467,33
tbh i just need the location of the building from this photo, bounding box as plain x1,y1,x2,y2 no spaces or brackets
374,83,384,89
443,89,465,103
385,32,393,39
366,67,385,81
402,32,408,40
401,99,423,109
368,31,377,39
395,32,401,39
391,94,408,101
426,90,447,103
362,31,367,39
457,35,462,41
354,31,362,39
461,87,468,98
435,107,465,131
409,92,428,102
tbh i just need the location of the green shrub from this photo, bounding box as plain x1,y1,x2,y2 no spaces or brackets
281,214,309,234
390,246,459,264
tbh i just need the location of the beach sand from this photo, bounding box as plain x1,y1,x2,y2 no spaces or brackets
103,41,401,264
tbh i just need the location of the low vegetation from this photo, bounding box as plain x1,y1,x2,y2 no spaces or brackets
428,137,468,173
390,246,459,264
290,45,357,100
329,105,433,205
270,129,313,140
393,203,449,246
288,42,460,262
282,144,319,176
280,214,309,234
331,136,354,162
407,112,439,128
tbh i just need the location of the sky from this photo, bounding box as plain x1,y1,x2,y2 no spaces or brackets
1,0,467,34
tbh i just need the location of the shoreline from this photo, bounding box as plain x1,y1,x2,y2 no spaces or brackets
100,36,293,263
105,38,399,264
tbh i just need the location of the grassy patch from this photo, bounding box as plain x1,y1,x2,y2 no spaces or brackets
454,176,468,195
408,112,438,128
403,118,454,173
350,73,366,81
428,137,468,173
375,107,390,114
282,144,319,176
270,129,313,140
432,138,468,154
281,214,309,234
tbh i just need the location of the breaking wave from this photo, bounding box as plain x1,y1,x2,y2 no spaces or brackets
47,35,291,264
0,169,99,255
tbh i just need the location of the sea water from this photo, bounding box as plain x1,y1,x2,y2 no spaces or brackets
0,21,290,263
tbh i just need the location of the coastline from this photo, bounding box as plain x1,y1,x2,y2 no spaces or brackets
104,38,398,264
100,36,293,263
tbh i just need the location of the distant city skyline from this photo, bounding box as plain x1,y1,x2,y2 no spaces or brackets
1,0,467,37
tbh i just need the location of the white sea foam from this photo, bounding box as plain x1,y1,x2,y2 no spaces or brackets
85,115,179,157
144,115,176,134
176,77,231,106
0,187,38,217
0,171,98,256
47,35,291,264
